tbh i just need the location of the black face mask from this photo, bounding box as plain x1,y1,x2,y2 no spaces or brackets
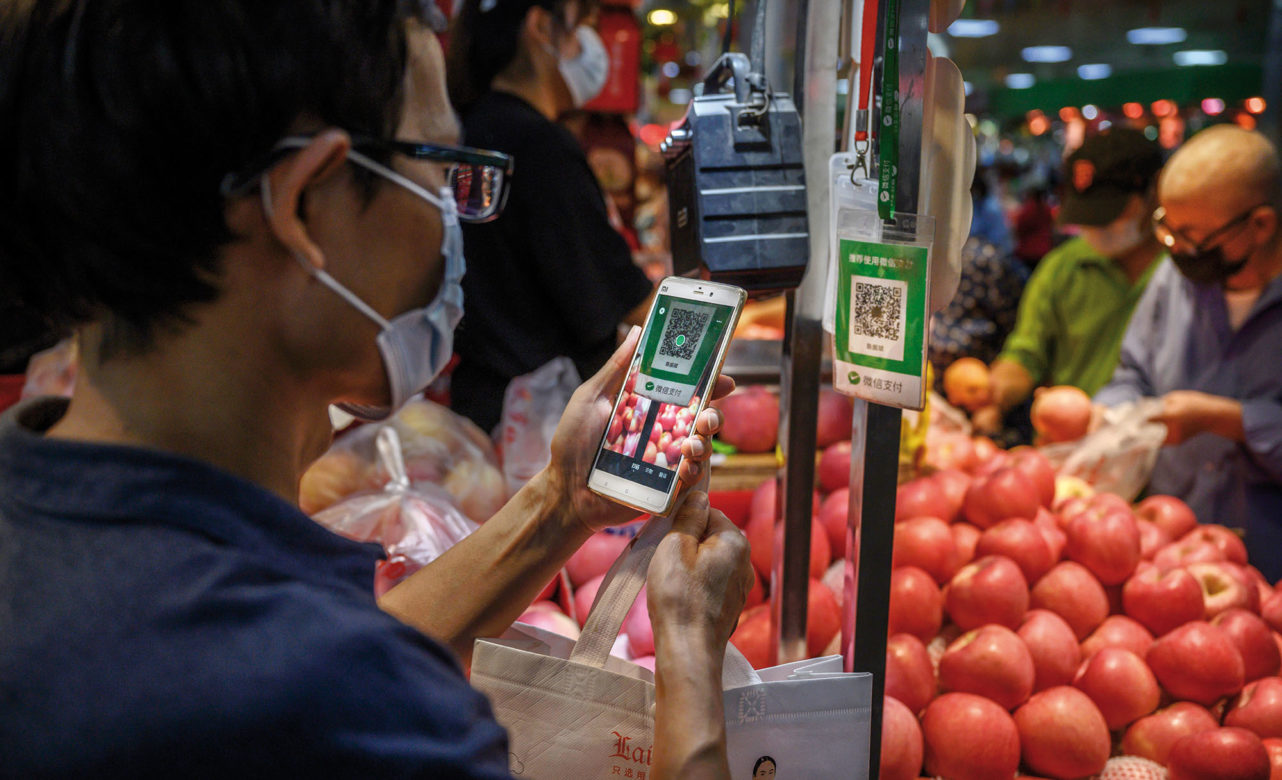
1170,246,1253,287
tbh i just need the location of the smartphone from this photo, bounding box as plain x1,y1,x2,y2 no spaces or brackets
588,276,747,515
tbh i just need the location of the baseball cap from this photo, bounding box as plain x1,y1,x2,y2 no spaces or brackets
1059,128,1163,227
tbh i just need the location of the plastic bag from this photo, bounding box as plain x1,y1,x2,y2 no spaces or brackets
21,337,78,400
496,357,580,495
300,398,508,523
1043,398,1167,501
313,427,479,597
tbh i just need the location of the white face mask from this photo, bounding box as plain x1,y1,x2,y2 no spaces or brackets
549,25,609,107
262,141,465,422
1080,216,1147,258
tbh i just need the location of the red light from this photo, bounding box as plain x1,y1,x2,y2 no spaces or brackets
1123,102,1145,119
1201,98,1226,116
1029,116,1051,136
1236,113,1258,130
1151,100,1176,118
1059,106,1080,122
1246,97,1267,114
638,123,669,148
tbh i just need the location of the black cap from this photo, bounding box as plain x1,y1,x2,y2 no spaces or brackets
1059,128,1163,227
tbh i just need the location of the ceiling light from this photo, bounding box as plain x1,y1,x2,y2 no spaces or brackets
1246,97,1267,114
1077,63,1112,80
647,9,677,26
1022,46,1072,63
1005,73,1035,89
1127,27,1187,45
963,81,974,96
1123,102,1145,119
1173,50,1228,67
1151,99,1176,117
667,88,692,105
661,61,680,78
947,19,1000,38
1201,98,1225,116
1082,104,1099,120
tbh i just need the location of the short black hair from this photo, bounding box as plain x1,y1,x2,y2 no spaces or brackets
753,755,776,773
0,0,408,353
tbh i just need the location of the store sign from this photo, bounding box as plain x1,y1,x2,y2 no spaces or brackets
584,8,641,114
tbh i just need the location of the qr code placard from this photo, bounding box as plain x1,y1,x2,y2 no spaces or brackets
660,306,710,361
849,277,907,362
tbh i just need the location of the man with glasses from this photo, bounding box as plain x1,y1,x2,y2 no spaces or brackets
1097,125,1282,580
0,2,750,776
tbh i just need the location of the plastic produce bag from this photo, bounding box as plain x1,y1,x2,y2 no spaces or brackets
21,337,78,400
1044,398,1167,501
313,427,479,597
496,357,580,495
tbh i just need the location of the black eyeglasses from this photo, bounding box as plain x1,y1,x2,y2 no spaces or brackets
221,135,514,223
1153,204,1266,254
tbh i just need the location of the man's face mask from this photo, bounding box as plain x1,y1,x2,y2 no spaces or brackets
1154,205,1265,287
1079,216,1147,259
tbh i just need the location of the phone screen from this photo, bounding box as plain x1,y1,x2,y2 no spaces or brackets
592,293,735,493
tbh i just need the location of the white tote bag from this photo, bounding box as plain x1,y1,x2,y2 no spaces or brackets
471,483,872,779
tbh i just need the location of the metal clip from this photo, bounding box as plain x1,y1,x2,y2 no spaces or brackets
850,139,870,183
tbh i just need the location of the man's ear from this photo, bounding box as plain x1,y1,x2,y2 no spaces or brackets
1251,204,1278,245
523,4,557,52
261,129,352,270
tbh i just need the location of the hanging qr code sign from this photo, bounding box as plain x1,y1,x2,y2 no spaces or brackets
833,215,933,410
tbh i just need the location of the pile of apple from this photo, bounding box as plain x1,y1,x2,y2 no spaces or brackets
733,439,1282,780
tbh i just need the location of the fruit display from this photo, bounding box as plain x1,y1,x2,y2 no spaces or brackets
603,363,700,467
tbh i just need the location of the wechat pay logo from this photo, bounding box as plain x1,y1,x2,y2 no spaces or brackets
847,370,861,385
645,381,655,392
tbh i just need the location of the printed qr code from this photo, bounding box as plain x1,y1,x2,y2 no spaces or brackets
660,308,710,360
852,280,903,341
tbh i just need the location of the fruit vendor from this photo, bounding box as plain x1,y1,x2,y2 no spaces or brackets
973,129,1165,440
1096,126,1282,581
444,0,656,435
0,2,750,776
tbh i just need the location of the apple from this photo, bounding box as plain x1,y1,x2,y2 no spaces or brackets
1033,507,1067,561
951,522,982,567
631,655,656,673
1167,727,1271,780
1227,677,1282,740
817,441,852,493
714,386,778,453
923,431,979,473
885,633,936,715
566,532,630,586
1098,756,1169,780
807,578,841,657
945,555,1029,631
1182,525,1250,566
943,356,992,412
1124,565,1207,636
1137,518,1173,560
745,567,764,609
1073,647,1161,729
889,566,944,642
1123,702,1221,765
932,468,971,523
821,560,845,606
1030,561,1110,640
518,602,582,639
971,435,1002,470
1031,385,1093,443
656,407,678,432
662,439,682,466
744,512,830,581
963,467,1041,529
607,415,624,442
896,477,952,524
572,574,605,625
1189,561,1257,619
1020,609,1083,692
880,695,924,780
672,418,690,440
922,693,1021,780
939,624,1036,710
747,479,821,526
1263,593,1282,634
1156,539,1230,571
1081,615,1155,660
642,441,658,463
975,518,1055,583
1147,621,1246,706
816,388,855,448
1065,508,1142,585
893,516,959,584
1054,474,1096,508
1263,737,1282,780
1013,686,1111,779
729,605,771,669
1216,609,1282,682
622,587,653,657
1136,494,1199,541
1006,447,1057,508
818,488,850,557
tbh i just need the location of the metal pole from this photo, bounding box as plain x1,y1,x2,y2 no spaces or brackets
843,0,930,775
772,0,838,665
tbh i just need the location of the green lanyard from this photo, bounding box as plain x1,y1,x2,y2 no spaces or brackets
877,0,901,222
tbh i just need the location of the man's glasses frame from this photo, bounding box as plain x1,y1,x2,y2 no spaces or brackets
1153,204,1267,254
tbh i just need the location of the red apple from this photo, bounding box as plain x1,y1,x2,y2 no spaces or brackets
922,693,1021,780
1189,561,1256,619
893,516,959,584
746,479,821,525
1014,686,1111,779
931,468,971,523
1073,647,1161,729
951,522,982,567
1124,565,1207,636
1081,614,1155,660
1167,727,1271,780
1136,494,1199,541
807,578,841,657
1147,621,1246,706
1263,593,1282,634
817,488,849,556
923,432,979,473
745,567,764,609
1124,701,1221,765
729,605,771,669
745,513,830,581
963,467,1042,529
715,386,778,453
939,624,1036,709
566,531,630,586
1033,507,1067,561
880,695,924,780
1031,385,1093,443
1156,539,1230,571
1065,509,1142,585
885,633,936,715
817,440,851,493
1007,447,1057,508
572,574,605,625
976,518,1055,583
1263,737,1282,780
896,477,952,524
1182,525,1250,566
1020,609,1083,692
889,566,944,642
945,555,1029,631
971,436,1002,470
821,560,845,606
1030,561,1110,640
1137,518,1173,560
816,388,855,448
1227,677,1282,740
1216,609,1282,682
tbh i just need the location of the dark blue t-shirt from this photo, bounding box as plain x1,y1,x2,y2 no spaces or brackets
0,399,511,778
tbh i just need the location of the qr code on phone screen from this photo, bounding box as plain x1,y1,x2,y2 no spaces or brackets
852,280,904,341
660,308,710,360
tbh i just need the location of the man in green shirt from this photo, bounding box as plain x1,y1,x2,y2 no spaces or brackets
974,128,1165,437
